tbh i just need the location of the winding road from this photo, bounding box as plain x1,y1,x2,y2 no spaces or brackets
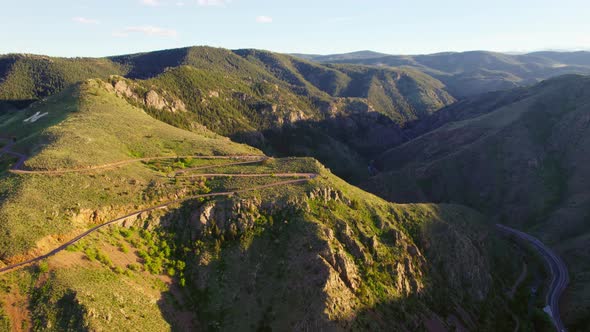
0,141,318,274
496,224,569,332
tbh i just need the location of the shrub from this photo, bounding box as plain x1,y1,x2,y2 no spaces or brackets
127,263,142,272
96,250,113,267
119,228,133,238
117,242,130,253
37,261,49,273
84,247,97,261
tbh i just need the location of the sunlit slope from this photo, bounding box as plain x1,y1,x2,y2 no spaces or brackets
0,79,260,258
0,160,523,331
0,79,260,170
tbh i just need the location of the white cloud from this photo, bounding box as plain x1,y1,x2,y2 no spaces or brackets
176,1,185,6
256,16,273,24
197,0,229,6
112,31,130,38
114,25,178,38
72,17,100,25
140,0,161,6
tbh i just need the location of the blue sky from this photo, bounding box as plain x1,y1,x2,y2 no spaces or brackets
1,0,589,57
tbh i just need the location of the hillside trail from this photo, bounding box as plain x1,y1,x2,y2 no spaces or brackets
0,141,319,274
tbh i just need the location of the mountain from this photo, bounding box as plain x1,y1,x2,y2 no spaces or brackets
0,79,526,331
0,46,457,183
364,74,590,329
5,48,590,185
299,50,590,97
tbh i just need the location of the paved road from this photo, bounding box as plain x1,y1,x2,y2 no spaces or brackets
496,224,569,332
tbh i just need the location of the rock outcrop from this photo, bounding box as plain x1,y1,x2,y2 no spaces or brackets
107,76,187,113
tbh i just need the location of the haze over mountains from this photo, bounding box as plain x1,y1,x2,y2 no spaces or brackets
1,46,590,330
297,50,590,97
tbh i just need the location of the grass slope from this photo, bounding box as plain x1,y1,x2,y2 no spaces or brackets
0,79,259,258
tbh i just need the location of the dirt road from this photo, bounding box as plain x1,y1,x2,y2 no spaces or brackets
0,143,319,274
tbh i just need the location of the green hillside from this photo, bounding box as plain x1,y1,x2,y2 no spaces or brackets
0,80,526,331
0,54,126,110
0,47,459,183
0,79,260,257
365,74,590,328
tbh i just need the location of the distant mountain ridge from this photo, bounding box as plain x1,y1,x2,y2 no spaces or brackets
290,50,391,62
296,50,590,97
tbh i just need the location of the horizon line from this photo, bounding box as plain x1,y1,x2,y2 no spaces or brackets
1,45,589,59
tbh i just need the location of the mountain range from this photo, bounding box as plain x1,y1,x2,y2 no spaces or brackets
2,46,590,330
297,50,590,97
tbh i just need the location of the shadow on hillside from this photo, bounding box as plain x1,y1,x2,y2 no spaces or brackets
153,196,342,331
231,112,408,184
0,88,80,163
149,191,527,331
0,99,38,112
109,47,190,79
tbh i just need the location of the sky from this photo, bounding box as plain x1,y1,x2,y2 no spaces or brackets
1,0,589,57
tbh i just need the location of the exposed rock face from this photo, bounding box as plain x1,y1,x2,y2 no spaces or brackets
337,221,372,263
395,257,425,296
189,197,261,240
144,90,167,110
80,177,514,332
108,77,186,113
287,110,307,123
308,187,341,203
319,237,361,292
170,98,186,112
113,80,135,99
